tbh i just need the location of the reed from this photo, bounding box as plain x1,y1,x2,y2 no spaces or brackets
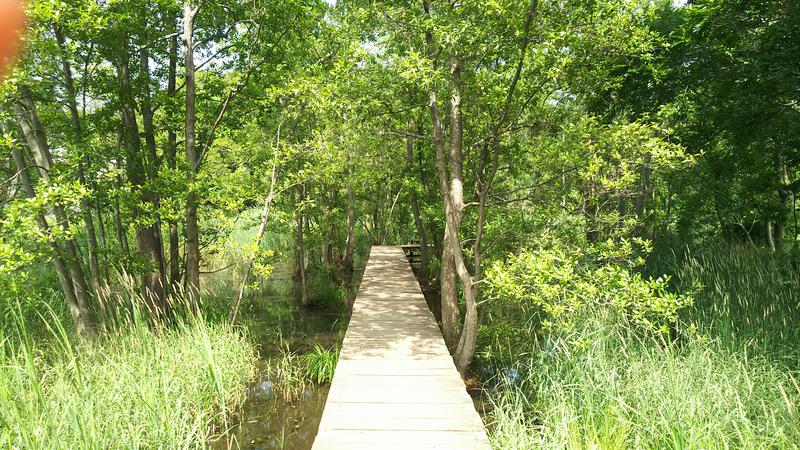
0,288,257,449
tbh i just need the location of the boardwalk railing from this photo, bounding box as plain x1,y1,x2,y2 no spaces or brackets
312,246,490,450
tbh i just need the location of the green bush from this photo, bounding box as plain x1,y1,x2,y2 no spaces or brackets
485,240,694,340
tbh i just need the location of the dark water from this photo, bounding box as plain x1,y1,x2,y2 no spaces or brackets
212,305,344,450
210,265,362,450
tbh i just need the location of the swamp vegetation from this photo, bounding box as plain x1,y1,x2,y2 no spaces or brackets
1,0,799,448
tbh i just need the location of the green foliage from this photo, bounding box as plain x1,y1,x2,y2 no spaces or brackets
309,273,347,310
483,245,800,449
485,240,694,339
266,341,307,402
673,244,800,351
1,0,799,446
487,318,800,449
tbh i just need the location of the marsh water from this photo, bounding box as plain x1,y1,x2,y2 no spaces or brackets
210,263,361,450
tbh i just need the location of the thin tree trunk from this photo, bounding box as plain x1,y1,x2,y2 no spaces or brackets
184,1,201,300
95,199,110,284
113,196,129,255
344,185,355,273
323,191,336,266
7,125,90,335
773,149,787,253
767,219,776,252
12,90,98,333
167,14,181,288
230,159,278,323
54,26,105,300
633,157,652,226
406,123,429,281
296,184,310,306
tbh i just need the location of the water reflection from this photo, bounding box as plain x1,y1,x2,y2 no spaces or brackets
211,263,364,450
219,379,330,450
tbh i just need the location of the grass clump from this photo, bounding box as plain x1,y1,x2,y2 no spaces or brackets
301,343,338,384
266,342,307,401
487,320,800,449
267,338,338,401
0,311,257,449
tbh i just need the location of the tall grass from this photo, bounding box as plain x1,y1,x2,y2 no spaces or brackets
266,336,339,401
674,244,800,353
0,292,257,449
483,244,800,449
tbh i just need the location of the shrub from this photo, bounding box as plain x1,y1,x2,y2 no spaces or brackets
485,240,694,340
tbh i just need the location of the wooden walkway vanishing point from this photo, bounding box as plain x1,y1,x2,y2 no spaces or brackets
312,246,491,450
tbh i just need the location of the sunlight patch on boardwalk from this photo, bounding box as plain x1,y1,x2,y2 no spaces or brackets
312,246,490,450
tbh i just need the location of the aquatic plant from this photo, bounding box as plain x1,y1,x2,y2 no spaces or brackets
266,340,307,402
301,343,338,384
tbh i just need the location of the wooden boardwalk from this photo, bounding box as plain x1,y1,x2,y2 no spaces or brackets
312,246,491,450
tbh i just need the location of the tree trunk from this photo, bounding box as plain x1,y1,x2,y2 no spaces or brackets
167,14,181,288
767,219,776,252
95,198,110,284
184,1,201,300
296,185,310,306
139,42,168,302
344,185,355,272
446,59,478,375
7,124,92,335
422,7,478,374
231,159,278,323
118,33,167,310
12,89,98,333
439,222,460,349
633,157,652,226
54,26,105,301
773,149,787,253
323,220,335,266
323,191,336,266
113,195,129,256
406,123,429,281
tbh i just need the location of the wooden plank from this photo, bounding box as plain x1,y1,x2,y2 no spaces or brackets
319,415,485,432
312,245,489,450
314,430,489,448
330,374,466,389
325,388,473,405
321,402,483,422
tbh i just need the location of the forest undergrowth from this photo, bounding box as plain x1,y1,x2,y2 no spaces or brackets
481,244,800,449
